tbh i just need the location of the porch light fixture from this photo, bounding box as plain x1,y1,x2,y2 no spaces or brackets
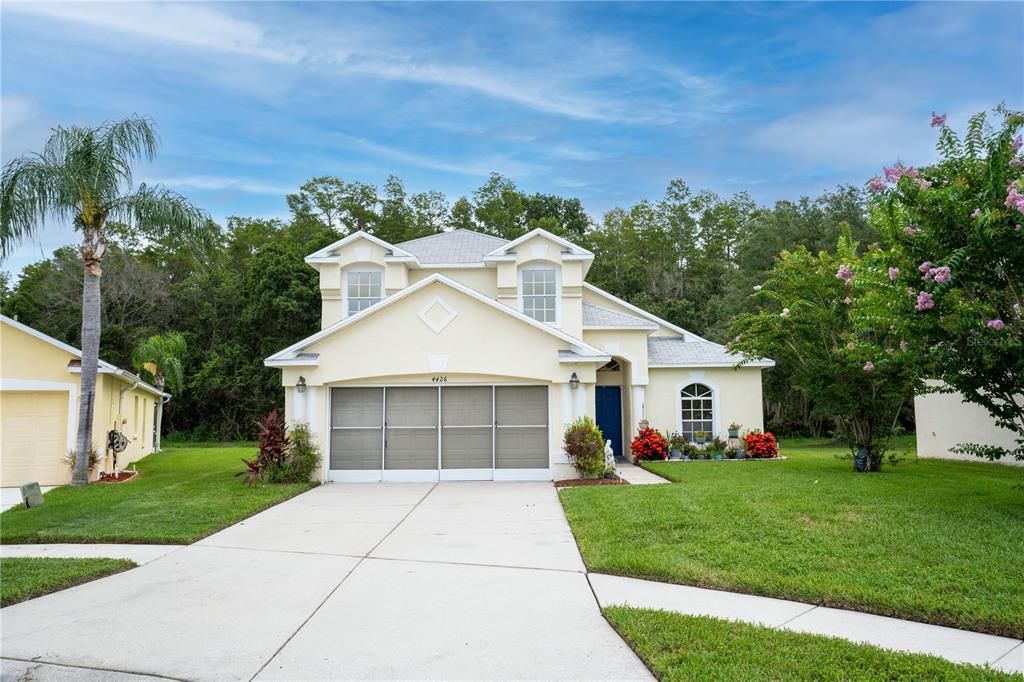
569,372,580,391
296,376,306,394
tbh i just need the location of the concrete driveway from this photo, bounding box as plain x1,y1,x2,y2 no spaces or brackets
0,482,651,681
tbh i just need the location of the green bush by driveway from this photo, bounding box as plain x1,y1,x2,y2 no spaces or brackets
0,443,316,544
561,440,1024,638
1,557,136,606
604,607,1018,681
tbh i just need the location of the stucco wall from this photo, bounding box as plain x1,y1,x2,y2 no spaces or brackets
645,366,765,439
280,280,600,480
914,385,1022,466
1,321,161,485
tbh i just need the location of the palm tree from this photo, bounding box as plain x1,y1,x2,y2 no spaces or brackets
133,332,186,393
1,116,207,486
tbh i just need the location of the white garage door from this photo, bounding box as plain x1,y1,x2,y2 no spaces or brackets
0,391,71,487
329,385,549,482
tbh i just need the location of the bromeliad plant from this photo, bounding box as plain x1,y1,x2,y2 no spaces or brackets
631,427,669,463
870,107,1024,461
731,226,924,471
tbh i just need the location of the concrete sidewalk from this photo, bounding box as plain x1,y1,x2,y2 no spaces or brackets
0,544,183,565
614,460,670,484
589,573,1024,675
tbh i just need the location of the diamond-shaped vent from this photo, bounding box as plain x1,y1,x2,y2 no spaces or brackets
418,296,456,334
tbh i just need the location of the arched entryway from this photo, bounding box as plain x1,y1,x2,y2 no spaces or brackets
595,357,633,459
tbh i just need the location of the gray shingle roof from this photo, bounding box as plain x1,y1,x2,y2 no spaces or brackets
582,304,658,329
397,229,509,265
647,338,773,367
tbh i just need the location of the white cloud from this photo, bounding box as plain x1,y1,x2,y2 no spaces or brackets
4,2,302,63
145,175,296,197
334,134,537,179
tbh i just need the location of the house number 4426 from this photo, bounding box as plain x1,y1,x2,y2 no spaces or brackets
431,376,448,383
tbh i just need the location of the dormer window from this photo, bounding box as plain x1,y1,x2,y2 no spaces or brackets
346,270,382,316
520,267,559,324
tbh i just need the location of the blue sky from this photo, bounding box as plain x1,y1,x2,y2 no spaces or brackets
2,1,1021,273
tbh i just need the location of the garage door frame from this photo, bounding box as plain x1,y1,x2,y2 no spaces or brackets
327,383,551,483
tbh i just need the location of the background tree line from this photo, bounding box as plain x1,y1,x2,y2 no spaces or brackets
1,172,877,440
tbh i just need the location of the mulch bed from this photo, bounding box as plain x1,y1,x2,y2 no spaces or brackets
555,477,629,488
97,471,138,483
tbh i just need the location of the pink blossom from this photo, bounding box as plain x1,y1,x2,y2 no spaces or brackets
930,112,947,128
987,319,1005,330
904,225,920,236
1006,186,1024,214
863,361,874,372
918,261,933,274
888,267,900,280
836,264,854,284
734,335,741,343
916,178,932,189
971,208,982,218
930,266,951,284
916,291,935,311
1012,135,1023,150
868,178,887,193
846,342,855,350
1011,157,1022,167
1017,224,1022,232
843,296,852,305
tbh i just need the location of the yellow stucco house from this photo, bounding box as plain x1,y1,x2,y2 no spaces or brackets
0,315,168,487
265,228,773,481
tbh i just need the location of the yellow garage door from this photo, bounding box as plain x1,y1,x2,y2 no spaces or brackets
0,391,70,487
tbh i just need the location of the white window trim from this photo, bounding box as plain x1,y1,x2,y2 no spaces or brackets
675,379,719,439
517,265,561,328
342,266,384,318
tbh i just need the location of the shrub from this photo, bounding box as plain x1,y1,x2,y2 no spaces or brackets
631,427,669,463
238,410,290,486
563,417,606,478
709,436,727,453
744,431,778,458
269,422,322,484
62,447,100,471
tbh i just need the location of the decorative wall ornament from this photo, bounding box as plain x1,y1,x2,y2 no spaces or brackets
418,296,457,334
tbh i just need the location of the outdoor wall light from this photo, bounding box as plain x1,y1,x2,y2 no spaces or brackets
569,372,580,391
296,376,307,394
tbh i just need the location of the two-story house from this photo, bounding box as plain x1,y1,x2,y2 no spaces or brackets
265,227,773,481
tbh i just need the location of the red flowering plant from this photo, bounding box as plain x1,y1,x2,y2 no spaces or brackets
744,430,778,458
630,427,669,463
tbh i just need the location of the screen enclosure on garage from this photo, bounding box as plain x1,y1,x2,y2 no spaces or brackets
328,385,550,481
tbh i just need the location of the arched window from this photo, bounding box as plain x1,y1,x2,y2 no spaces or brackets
679,383,714,440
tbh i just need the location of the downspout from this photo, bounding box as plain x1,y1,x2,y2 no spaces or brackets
157,392,171,452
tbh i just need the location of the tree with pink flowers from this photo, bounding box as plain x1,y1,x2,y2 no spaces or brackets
871,106,1024,461
730,228,924,472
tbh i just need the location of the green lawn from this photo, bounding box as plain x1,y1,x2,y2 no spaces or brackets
604,607,1018,681
561,439,1024,638
0,443,316,544
1,557,136,606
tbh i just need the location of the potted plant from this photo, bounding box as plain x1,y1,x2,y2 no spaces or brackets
694,431,707,446
682,442,696,461
668,432,686,460
709,437,726,460
724,446,738,459
728,422,741,438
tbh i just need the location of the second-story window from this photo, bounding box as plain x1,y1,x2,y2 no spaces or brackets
521,268,558,323
347,270,382,316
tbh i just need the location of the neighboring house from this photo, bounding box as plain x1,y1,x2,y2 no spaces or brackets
915,381,1023,467
0,315,169,486
265,228,773,481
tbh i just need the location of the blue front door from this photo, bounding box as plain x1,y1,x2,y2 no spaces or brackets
595,386,623,458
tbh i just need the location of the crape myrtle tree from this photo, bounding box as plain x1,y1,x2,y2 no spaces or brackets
0,116,208,485
870,107,1024,461
730,227,924,471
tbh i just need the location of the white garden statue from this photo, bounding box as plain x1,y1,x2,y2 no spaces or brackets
604,439,616,470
